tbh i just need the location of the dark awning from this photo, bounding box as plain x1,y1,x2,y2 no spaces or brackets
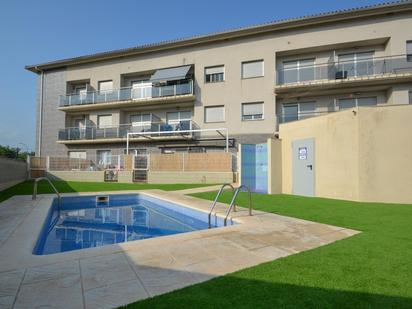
149,65,191,83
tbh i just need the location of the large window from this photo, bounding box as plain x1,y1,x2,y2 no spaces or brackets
131,80,152,99
407,41,412,62
97,150,112,166
337,52,374,77
130,114,151,126
205,66,224,83
281,102,316,123
338,97,377,110
166,111,192,130
241,60,264,79
281,58,315,84
97,114,112,128
242,102,264,120
204,106,225,123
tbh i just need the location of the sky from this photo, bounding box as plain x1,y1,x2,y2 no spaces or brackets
0,0,384,151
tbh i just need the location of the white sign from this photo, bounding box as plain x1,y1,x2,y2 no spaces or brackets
298,147,307,160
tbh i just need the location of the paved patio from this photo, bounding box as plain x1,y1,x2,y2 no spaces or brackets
0,189,359,309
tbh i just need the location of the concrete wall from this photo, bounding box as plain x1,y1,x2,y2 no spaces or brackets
147,171,235,184
277,104,412,203
46,171,104,182
0,157,27,191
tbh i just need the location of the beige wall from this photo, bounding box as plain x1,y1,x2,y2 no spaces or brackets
276,104,412,203
62,12,412,136
0,157,27,191
267,138,282,194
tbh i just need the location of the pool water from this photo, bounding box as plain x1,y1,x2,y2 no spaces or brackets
34,194,231,255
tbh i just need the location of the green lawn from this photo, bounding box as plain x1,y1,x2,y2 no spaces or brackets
0,180,212,203
124,192,412,308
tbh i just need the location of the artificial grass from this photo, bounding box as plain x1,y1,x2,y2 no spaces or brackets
124,192,412,308
0,180,213,203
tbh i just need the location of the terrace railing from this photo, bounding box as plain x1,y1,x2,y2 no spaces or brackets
58,120,197,141
277,54,412,85
59,79,194,107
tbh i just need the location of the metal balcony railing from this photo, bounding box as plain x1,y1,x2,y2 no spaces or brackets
276,54,412,85
59,79,194,107
58,120,198,141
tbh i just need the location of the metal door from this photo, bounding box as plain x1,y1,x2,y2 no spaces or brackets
292,138,315,196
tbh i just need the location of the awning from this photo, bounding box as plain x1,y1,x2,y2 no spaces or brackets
149,65,191,83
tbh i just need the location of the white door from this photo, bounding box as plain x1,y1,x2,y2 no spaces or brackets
292,138,315,197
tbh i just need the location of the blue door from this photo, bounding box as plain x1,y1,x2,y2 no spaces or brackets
241,143,268,193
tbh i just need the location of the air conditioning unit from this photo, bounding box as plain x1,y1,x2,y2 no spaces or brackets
335,71,348,79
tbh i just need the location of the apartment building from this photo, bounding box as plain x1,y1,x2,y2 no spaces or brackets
26,1,412,165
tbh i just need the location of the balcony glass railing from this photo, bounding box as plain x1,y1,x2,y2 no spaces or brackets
277,55,412,85
59,79,194,107
58,120,198,141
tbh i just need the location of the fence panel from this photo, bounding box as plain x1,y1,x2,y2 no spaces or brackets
150,153,183,171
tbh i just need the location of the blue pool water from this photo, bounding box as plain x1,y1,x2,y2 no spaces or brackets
34,194,231,255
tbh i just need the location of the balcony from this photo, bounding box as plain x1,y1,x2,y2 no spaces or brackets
57,120,199,144
275,54,412,96
58,79,194,111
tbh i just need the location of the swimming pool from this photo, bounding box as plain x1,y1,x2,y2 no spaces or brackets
34,194,233,255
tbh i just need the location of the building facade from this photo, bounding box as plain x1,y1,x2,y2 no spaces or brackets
27,1,412,163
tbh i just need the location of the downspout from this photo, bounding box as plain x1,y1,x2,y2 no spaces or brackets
38,69,44,156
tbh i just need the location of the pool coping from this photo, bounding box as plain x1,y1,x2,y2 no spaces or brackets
0,190,360,309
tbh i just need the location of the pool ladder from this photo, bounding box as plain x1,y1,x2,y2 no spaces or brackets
208,184,252,228
32,177,61,206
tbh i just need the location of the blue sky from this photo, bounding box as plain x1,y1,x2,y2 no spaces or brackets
0,0,384,151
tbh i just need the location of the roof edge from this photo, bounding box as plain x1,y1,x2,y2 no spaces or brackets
25,1,412,73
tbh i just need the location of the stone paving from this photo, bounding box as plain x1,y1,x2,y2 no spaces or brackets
0,188,359,309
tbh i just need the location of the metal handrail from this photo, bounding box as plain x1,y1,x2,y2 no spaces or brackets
208,183,235,228
224,185,252,226
32,177,61,202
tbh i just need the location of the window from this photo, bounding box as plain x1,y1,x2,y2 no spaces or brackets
407,41,412,62
74,118,85,128
166,111,191,124
204,106,225,123
338,52,374,77
281,102,316,123
166,111,192,130
242,102,264,120
98,80,113,93
68,151,86,159
130,114,151,126
242,60,264,79
281,59,315,83
205,66,224,83
97,150,112,166
131,80,152,99
97,114,112,128
338,97,377,110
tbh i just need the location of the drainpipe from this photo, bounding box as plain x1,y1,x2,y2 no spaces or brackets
38,68,44,156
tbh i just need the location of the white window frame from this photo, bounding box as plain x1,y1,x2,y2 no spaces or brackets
131,80,152,99
205,65,225,83
241,60,264,79
204,105,225,123
241,102,264,121
96,149,112,166
281,58,315,83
